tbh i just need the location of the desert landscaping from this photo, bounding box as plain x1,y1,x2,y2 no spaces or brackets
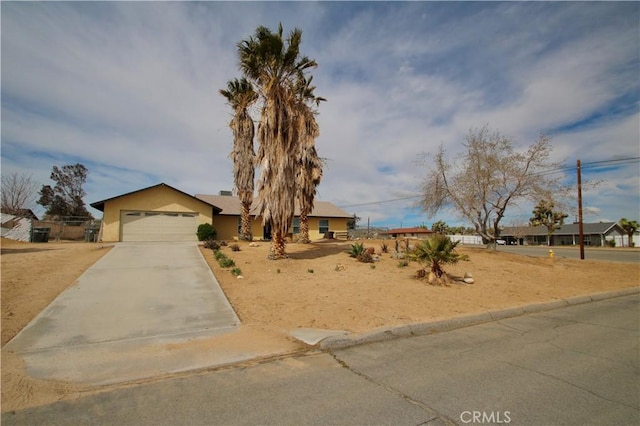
2,237,639,411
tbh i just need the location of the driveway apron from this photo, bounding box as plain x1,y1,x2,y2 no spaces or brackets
4,242,241,385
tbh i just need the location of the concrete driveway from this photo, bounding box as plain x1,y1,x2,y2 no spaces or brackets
4,242,242,385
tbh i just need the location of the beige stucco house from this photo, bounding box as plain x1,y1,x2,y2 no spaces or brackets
91,183,352,242
90,183,221,242
195,193,351,241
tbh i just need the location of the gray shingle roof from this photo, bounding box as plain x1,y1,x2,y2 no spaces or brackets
195,194,352,218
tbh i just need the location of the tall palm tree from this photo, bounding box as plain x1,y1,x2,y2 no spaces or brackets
294,76,325,243
238,24,319,258
219,78,258,241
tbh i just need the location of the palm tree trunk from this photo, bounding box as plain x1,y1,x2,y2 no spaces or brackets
240,201,252,241
298,208,310,243
270,232,287,259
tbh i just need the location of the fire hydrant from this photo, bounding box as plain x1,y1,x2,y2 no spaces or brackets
549,249,554,258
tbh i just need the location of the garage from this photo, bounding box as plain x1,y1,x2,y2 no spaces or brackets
121,211,198,242
90,183,222,243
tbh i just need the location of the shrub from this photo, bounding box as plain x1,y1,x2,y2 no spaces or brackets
204,239,221,250
357,252,374,263
307,268,314,273
214,250,226,261
380,242,389,253
348,242,365,258
229,243,241,252
410,234,469,278
219,257,235,268
231,267,242,276
397,260,409,268
197,223,217,241
219,240,228,247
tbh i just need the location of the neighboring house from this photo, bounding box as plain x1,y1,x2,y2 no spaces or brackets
1,213,33,242
501,222,626,247
195,192,352,241
90,183,351,242
90,183,221,242
380,227,433,239
0,209,39,220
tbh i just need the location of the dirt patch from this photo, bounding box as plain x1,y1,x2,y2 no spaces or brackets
1,238,112,346
1,237,638,412
203,240,639,334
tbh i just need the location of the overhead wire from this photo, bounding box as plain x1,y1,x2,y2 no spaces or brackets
337,156,640,209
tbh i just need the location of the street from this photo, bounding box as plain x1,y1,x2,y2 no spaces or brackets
496,245,640,263
3,294,639,425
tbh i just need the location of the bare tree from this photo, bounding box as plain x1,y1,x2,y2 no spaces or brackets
1,172,39,215
419,126,568,246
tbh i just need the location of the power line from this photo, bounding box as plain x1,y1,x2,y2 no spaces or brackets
337,156,639,209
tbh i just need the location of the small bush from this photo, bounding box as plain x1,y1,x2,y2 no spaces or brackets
380,242,389,253
231,267,242,276
214,250,226,261
220,240,228,247
219,257,236,268
276,268,281,273
397,260,409,268
197,223,217,241
348,242,365,258
307,268,314,273
357,252,374,263
229,243,241,252
204,239,220,250
370,264,376,270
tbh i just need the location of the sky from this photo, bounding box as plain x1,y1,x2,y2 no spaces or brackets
2,1,639,229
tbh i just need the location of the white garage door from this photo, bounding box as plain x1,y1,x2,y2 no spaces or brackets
121,211,198,242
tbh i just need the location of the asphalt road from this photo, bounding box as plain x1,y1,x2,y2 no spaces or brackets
496,245,640,263
3,294,638,425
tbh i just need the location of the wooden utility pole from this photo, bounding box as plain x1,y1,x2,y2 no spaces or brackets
577,159,585,260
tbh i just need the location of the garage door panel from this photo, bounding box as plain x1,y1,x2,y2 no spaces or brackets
121,211,198,242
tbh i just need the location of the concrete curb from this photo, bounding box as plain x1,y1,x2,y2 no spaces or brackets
319,287,640,351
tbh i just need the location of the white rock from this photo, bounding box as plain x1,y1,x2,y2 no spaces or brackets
463,277,474,284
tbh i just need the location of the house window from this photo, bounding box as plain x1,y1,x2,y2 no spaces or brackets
319,219,329,234
292,218,300,234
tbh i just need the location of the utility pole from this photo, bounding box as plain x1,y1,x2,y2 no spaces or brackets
577,159,585,260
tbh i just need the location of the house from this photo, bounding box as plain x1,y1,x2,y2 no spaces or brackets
500,222,626,247
195,192,352,241
379,227,433,239
90,183,221,242
90,183,351,242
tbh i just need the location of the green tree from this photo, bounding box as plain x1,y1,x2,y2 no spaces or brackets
410,234,468,279
237,24,322,258
419,126,567,247
37,164,92,220
220,78,258,241
431,220,449,234
619,218,639,247
529,200,568,246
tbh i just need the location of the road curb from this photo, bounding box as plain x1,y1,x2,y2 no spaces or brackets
319,287,640,351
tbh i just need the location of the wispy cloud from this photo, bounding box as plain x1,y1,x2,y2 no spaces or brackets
2,2,638,227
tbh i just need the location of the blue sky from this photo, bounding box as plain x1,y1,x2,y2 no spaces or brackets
2,1,639,228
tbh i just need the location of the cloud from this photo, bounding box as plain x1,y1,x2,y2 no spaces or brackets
1,2,638,226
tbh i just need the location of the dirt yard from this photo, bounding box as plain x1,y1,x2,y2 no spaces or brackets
2,237,639,412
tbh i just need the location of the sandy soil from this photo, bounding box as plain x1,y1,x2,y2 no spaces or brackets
2,237,638,412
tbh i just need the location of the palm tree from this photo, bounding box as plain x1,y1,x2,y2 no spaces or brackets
619,218,639,247
219,78,258,241
294,76,325,243
237,24,319,258
410,234,468,279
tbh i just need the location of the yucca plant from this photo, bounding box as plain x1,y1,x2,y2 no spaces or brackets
410,234,468,278
348,242,365,258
